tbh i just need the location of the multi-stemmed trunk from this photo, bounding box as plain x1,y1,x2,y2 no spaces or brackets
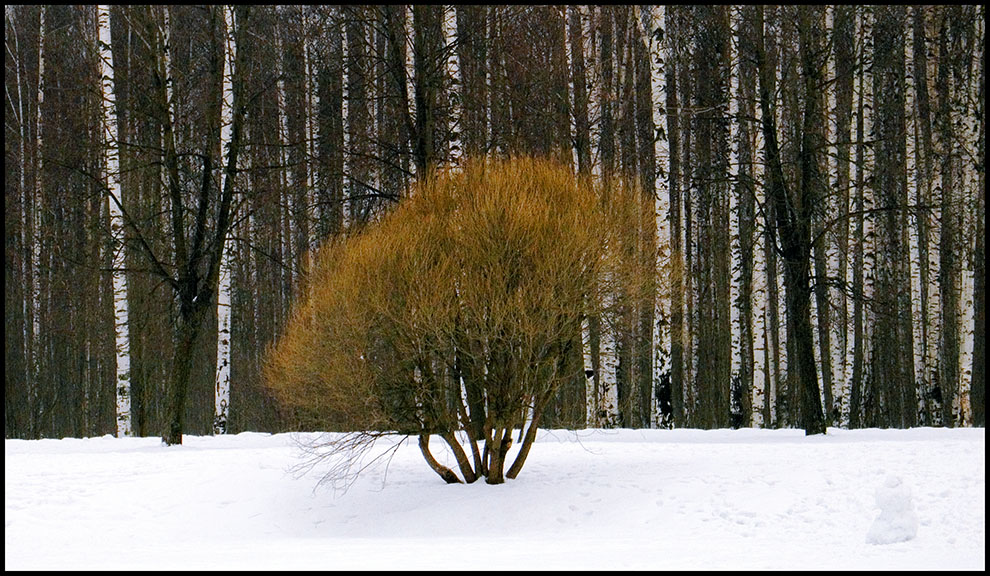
753,5,825,436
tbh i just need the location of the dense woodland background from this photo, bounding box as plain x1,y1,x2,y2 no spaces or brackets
4,5,985,440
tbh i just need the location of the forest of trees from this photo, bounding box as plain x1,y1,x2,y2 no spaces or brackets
5,5,985,441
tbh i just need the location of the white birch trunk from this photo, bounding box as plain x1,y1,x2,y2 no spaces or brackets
340,14,350,231
275,9,292,297
33,6,45,369
842,10,864,425
215,248,231,433
161,7,174,145
772,34,788,396
727,9,743,421
443,7,460,167
406,5,417,168
651,5,669,427
98,5,132,437
214,5,236,433
959,269,974,422
959,15,983,423
824,6,843,419
862,24,877,381
599,277,619,427
304,7,317,254
752,82,769,428
904,17,926,416
926,171,942,404
582,317,595,427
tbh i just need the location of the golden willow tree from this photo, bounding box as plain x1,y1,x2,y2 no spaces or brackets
266,157,650,484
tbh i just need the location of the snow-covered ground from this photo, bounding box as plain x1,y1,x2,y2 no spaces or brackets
5,427,984,570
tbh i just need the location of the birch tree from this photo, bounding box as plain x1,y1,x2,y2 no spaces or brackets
101,5,247,444
98,4,131,436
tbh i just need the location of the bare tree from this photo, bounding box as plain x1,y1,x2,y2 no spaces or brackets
754,4,826,435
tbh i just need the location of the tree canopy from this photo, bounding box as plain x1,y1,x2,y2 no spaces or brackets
266,156,650,483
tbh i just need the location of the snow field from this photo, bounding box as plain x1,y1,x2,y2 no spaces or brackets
5,427,984,570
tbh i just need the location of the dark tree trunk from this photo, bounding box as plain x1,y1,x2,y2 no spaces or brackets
381,5,411,199
736,5,759,428
419,434,462,484
164,302,205,444
692,5,731,429
755,5,825,436
413,5,444,175
316,8,344,241
162,6,245,445
616,5,636,427
973,28,985,427
634,12,657,429
599,6,615,183
346,7,373,227
936,7,963,427
800,5,833,428
872,5,916,428
457,6,488,160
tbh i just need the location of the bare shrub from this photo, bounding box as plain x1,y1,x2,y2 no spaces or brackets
266,156,649,484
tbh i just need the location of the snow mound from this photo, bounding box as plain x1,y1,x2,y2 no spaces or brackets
866,475,919,545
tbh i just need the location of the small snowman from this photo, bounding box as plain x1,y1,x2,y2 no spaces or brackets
865,475,918,545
